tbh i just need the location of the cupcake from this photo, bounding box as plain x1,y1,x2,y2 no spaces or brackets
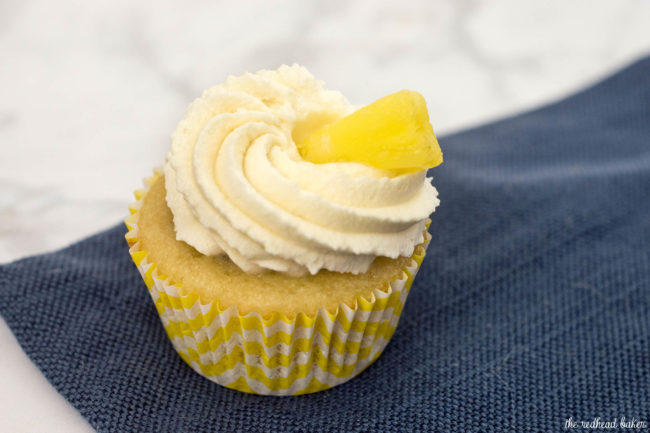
125,65,442,395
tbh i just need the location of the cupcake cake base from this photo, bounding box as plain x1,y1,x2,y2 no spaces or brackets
125,169,430,395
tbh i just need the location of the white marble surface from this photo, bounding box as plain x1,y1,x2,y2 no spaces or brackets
1,0,649,431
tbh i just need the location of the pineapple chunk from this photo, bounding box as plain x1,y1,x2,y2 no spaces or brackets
297,90,442,173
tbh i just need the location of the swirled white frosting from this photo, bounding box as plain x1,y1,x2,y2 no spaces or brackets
164,65,439,276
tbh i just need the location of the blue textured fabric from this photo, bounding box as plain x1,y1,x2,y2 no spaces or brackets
1,57,649,433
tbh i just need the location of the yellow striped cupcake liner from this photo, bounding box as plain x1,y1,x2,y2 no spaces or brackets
125,168,430,395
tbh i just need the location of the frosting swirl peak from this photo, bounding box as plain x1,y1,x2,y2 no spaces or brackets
164,65,439,275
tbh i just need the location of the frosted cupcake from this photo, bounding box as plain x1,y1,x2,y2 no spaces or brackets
125,65,442,395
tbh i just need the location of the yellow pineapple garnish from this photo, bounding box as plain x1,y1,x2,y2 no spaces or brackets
297,90,442,173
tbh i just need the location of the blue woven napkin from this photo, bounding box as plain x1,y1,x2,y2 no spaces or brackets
1,57,649,433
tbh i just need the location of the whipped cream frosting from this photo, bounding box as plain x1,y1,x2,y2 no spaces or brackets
164,65,439,276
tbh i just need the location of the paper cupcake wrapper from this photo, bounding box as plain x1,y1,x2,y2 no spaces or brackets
125,168,430,395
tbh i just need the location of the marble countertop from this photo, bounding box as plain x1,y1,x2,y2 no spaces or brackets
1,1,649,431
